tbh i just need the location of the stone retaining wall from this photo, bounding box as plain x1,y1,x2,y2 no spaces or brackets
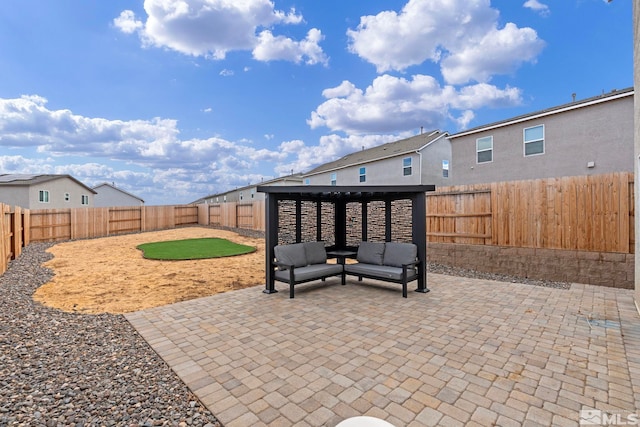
427,242,634,289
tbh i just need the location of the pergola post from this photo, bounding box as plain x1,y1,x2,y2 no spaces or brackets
263,193,279,294
412,191,429,293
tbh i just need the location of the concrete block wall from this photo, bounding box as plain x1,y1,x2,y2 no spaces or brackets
427,242,634,289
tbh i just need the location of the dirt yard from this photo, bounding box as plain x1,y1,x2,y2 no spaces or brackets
32,227,265,314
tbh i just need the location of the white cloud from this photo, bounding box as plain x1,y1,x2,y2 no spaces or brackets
523,0,550,16
347,0,544,83
0,95,289,203
253,28,327,65
441,23,544,85
219,69,234,76
114,0,326,65
308,75,522,134
113,10,143,34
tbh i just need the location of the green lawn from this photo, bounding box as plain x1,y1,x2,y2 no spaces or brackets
137,238,256,260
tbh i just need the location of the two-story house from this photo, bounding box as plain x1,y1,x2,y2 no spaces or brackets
448,88,634,185
302,130,450,187
0,174,96,209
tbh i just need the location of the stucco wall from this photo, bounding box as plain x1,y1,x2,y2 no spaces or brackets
0,187,30,209
94,185,143,207
28,177,94,209
450,94,634,185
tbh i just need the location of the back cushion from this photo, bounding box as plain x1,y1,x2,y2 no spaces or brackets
383,242,417,267
274,243,307,268
356,241,385,265
304,241,327,265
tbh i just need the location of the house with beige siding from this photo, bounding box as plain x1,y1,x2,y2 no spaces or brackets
0,174,96,209
302,130,451,187
448,88,634,185
93,182,145,207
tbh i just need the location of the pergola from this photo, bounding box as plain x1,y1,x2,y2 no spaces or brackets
256,185,435,295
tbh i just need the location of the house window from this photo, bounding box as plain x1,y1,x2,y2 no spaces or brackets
330,173,337,186
239,192,243,201
81,195,89,205
64,192,70,202
403,157,412,176
442,160,449,178
476,136,493,163
304,178,310,185
251,189,255,199
359,167,366,183
524,125,544,156
38,190,49,203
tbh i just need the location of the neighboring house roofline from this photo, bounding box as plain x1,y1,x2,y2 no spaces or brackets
92,182,145,203
0,174,97,194
449,87,634,139
192,173,303,203
302,130,447,177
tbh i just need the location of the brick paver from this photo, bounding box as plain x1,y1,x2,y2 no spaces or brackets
125,274,640,427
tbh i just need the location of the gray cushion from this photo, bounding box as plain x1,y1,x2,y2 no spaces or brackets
356,241,385,265
304,241,327,265
274,243,307,268
383,242,417,267
275,264,343,282
345,263,417,281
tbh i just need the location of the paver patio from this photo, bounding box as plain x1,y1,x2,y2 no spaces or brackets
125,274,640,427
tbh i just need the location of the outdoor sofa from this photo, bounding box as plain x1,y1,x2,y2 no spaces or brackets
343,241,420,298
272,241,421,298
273,241,344,298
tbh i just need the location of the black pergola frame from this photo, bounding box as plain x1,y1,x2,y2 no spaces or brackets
257,185,435,295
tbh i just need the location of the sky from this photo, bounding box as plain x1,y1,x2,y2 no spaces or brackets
0,0,633,205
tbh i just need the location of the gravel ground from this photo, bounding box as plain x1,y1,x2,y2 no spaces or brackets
0,243,222,427
428,262,571,290
0,235,569,426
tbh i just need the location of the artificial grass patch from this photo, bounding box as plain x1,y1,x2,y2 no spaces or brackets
137,238,256,260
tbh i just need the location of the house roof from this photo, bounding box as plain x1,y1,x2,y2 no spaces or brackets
92,182,145,203
449,87,634,139
303,130,448,176
191,173,304,203
0,174,97,193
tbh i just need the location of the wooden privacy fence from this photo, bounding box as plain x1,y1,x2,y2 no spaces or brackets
201,201,265,231
427,172,634,254
0,204,26,274
29,205,200,242
0,172,634,278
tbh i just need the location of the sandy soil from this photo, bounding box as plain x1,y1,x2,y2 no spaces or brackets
32,227,265,314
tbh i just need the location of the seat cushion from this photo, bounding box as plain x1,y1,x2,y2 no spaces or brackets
383,242,417,267
274,264,343,282
274,243,307,268
345,263,417,281
356,241,385,265
304,241,327,265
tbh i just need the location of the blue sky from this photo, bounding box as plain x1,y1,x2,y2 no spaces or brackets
0,0,633,205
